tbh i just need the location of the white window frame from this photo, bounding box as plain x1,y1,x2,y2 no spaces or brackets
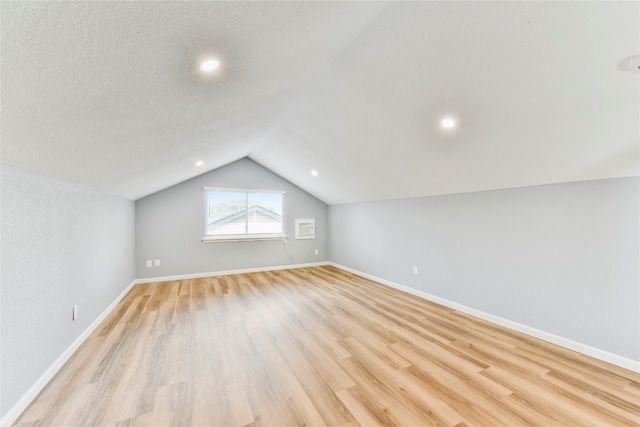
202,187,287,242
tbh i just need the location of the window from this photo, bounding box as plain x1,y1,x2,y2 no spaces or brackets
203,187,286,241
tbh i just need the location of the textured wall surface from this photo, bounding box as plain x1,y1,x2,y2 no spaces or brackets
0,164,135,418
329,177,640,361
135,158,328,279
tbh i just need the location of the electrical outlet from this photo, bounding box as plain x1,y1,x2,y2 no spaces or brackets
413,266,419,275
314,249,319,255
154,259,161,267
146,260,152,267
72,305,78,321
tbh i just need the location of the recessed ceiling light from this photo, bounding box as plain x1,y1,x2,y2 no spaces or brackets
310,170,319,177
441,117,456,129
617,54,640,73
195,161,204,167
199,59,220,72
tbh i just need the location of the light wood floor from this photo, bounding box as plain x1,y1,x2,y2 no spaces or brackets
15,266,640,426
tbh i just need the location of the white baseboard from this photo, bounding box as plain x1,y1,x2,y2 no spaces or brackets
329,262,640,373
133,261,330,285
1,261,329,426
1,279,138,427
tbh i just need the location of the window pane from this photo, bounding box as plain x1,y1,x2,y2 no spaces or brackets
206,191,247,235
247,192,283,234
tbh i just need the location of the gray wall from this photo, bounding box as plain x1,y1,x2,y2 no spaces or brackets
329,177,640,361
0,163,135,418
135,158,328,279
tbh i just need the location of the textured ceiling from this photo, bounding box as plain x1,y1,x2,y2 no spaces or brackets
2,1,638,204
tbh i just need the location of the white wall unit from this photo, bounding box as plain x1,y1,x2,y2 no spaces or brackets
295,218,316,239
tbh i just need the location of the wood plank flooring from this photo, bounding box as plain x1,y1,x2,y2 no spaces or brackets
14,266,640,426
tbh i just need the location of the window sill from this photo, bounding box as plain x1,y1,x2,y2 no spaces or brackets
202,234,288,243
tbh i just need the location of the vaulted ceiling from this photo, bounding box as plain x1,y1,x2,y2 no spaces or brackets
2,1,638,204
